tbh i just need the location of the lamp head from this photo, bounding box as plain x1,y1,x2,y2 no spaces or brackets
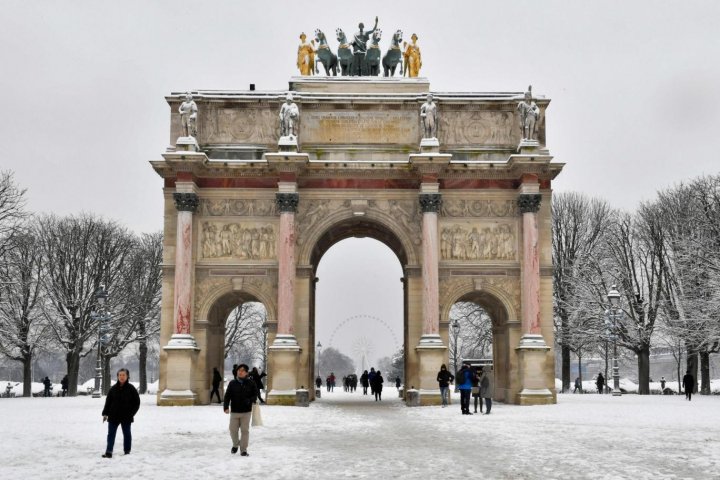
95,285,108,306
607,285,620,308
317,341,322,348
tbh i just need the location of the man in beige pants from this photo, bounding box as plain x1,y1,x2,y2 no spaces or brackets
223,364,258,456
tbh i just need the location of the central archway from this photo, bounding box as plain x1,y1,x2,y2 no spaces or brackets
305,216,411,400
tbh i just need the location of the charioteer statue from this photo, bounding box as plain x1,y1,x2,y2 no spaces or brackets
351,16,379,76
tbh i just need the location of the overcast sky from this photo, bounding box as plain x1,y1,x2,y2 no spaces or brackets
3,1,719,365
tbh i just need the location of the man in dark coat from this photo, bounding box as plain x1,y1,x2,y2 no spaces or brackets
224,364,258,456
371,370,384,401
249,367,267,404
682,371,695,401
210,367,222,403
436,364,454,408
360,370,369,395
43,376,51,397
101,368,140,458
596,373,605,394
61,375,69,397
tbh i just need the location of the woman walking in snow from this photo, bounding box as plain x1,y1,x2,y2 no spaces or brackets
101,368,140,458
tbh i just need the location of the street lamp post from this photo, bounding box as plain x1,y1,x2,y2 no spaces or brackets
451,319,460,392
316,341,322,378
92,285,108,399
605,285,623,397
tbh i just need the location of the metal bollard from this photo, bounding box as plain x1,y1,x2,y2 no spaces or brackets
315,388,321,399
398,387,404,398
295,388,310,407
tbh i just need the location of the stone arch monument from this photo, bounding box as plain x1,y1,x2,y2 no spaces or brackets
151,78,563,406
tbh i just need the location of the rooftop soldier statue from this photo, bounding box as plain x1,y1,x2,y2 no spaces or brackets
279,93,300,138
351,16,379,76
179,93,198,138
517,85,540,141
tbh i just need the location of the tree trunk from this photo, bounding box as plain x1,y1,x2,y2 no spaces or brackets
700,351,710,395
561,344,571,393
139,340,148,394
637,346,651,395
102,355,112,395
22,356,32,397
577,353,583,393
66,351,81,397
686,348,698,393
676,352,682,394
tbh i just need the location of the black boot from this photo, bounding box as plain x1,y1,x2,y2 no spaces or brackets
102,452,112,458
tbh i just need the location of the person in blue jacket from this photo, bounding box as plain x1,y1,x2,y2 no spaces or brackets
456,362,475,415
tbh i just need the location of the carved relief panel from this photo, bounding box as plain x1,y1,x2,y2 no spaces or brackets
441,199,518,218
199,199,276,217
440,220,518,261
199,106,278,145
200,221,277,260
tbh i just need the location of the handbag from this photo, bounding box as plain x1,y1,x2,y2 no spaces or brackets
251,402,263,427
471,386,480,395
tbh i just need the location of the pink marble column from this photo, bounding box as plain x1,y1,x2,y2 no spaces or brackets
172,192,199,335
519,194,542,335
419,193,442,339
275,193,299,337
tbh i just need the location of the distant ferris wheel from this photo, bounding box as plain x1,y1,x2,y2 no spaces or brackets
327,314,400,371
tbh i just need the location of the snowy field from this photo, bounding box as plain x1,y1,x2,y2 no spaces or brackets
1,388,718,480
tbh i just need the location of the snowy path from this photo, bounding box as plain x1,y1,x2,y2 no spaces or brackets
1,389,718,479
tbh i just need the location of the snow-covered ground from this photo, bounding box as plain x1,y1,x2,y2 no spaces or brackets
1,387,718,479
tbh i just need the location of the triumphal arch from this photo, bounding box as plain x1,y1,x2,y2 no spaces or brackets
152,76,563,407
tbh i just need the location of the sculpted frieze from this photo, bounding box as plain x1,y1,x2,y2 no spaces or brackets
199,199,276,217
441,199,518,218
201,221,277,260
373,199,422,245
200,107,278,145
439,110,518,146
295,199,352,246
440,221,517,261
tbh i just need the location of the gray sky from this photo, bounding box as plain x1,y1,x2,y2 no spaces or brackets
3,1,719,363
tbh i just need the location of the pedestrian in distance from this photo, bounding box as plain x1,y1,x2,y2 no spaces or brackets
682,371,694,401
480,368,493,414
368,368,377,396
660,376,666,394
210,367,222,403
436,364,454,408
472,367,482,413
101,368,141,458
223,364,258,456
371,370,384,401
573,376,582,394
395,376,401,390
596,373,605,394
43,376,51,397
360,370,369,395
61,375,69,397
315,376,322,389
456,362,475,415
250,367,267,404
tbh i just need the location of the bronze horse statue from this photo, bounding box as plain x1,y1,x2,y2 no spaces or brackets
335,28,354,76
382,30,403,77
364,29,382,76
314,29,338,76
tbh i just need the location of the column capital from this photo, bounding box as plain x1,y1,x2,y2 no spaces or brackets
276,192,299,213
173,192,199,212
419,193,443,213
517,193,542,214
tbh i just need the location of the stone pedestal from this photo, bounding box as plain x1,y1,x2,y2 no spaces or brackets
159,334,200,406
415,344,446,405
278,136,298,152
267,345,301,406
405,388,420,407
176,136,199,152
420,137,440,152
516,334,553,405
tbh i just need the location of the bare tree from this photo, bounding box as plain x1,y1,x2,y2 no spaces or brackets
225,302,266,362
97,232,163,394
36,214,135,396
552,192,612,392
0,225,47,396
0,171,28,258
318,346,355,378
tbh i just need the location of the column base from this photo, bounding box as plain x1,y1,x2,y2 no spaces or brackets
267,339,302,406
516,333,554,405
159,334,200,406
415,342,446,405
